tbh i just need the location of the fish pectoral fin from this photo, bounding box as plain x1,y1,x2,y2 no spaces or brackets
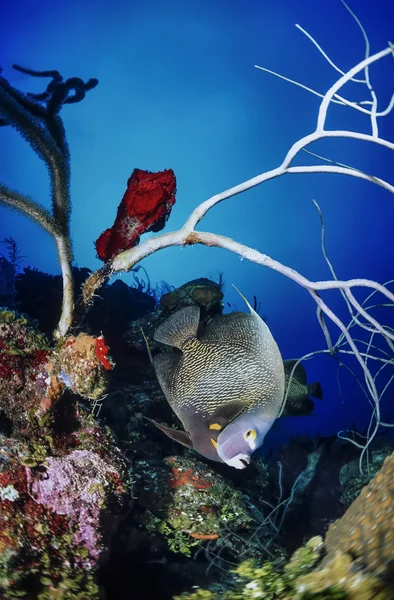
153,305,200,349
208,399,251,429
149,419,193,448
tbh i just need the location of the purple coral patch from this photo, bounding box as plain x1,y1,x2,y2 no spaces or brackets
26,449,117,563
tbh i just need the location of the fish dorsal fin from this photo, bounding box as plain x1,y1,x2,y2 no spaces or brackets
201,312,257,346
154,306,200,349
207,399,251,430
153,351,181,401
308,381,323,400
201,286,268,348
284,359,307,385
232,285,259,318
149,419,193,448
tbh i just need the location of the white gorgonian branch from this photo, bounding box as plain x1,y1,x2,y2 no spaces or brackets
82,5,394,471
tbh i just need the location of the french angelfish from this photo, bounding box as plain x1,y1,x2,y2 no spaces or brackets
150,292,285,469
281,359,323,417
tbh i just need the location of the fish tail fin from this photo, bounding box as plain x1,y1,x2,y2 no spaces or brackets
154,305,200,349
308,381,323,400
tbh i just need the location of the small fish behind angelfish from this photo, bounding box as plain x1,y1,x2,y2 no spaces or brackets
281,359,323,417
149,291,285,469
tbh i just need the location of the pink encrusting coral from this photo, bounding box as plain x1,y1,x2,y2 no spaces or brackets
95,168,176,261
26,449,118,564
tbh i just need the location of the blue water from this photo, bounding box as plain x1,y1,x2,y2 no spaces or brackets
1,0,394,451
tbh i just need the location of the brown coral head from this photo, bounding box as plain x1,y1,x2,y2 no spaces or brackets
58,334,111,400
325,451,394,578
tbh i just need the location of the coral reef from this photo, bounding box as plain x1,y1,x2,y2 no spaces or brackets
4,262,394,599
295,552,389,600
138,454,254,557
4,269,394,599
0,405,130,599
0,309,52,430
174,536,325,599
51,333,113,401
95,168,177,262
27,449,120,563
0,306,132,598
0,5,393,595
338,447,391,506
177,451,394,599
323,451,394,578
0,312,114,431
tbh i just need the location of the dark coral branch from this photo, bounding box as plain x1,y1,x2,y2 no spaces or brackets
12,65,99,110
0,65,98,235
0,184,59,237
0,70,71,232
0,64,98,337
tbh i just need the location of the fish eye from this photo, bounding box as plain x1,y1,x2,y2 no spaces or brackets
244,429,257,450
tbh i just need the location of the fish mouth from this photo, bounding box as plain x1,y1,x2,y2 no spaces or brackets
221,453,251,469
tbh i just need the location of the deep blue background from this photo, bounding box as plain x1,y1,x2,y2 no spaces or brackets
1,0,394,450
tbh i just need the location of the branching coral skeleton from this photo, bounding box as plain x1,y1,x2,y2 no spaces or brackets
83,3,394,469
0,3,393,469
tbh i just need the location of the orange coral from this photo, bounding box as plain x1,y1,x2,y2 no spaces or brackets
169,467,213,490
190,532,219,540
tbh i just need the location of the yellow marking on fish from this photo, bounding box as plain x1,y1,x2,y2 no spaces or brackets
209,423,222,431
211,438,218,449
